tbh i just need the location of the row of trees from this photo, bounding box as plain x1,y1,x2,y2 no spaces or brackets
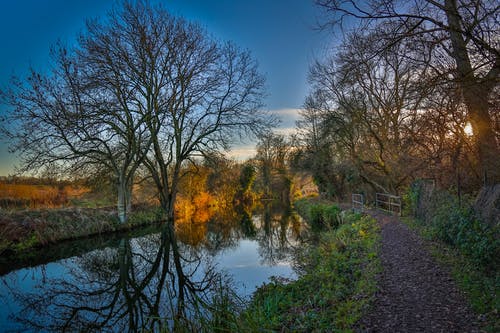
1,1,273,223
292,0,498,200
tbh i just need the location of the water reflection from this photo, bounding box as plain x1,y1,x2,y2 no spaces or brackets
4,225,217,331
257,204,301,266
0,203,306,332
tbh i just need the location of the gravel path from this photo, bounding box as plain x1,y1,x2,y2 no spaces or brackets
357,211,481,332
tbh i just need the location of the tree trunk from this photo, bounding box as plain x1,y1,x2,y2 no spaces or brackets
444,0,500,185
158,184,177,225
464,87,500,184
126,181,132,213
117,176,128,224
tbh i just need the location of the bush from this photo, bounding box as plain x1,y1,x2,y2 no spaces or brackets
294,198,341,229
405,185,499,270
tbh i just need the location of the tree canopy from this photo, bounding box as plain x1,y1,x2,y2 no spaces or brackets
1,0,273,223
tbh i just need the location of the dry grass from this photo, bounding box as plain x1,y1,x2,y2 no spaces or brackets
0,183,89,209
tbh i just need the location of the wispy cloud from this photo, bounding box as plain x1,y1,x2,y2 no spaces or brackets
223,108,302,161
273,127,299,136
271,108,302,127
271,108,301,137
226,145,257,160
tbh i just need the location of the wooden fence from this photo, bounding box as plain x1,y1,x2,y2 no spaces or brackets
375,193,401,215
351,193,364,213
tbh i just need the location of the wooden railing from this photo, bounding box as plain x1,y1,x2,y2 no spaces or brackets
375,193,401,215
351,193,364,213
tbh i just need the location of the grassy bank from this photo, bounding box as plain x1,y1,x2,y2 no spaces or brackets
200,199,380,332
0,206,163,255
243,213,379,331
403,217,499,332
402,186,499,332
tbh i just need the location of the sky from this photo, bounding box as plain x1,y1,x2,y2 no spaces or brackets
0,0,332,176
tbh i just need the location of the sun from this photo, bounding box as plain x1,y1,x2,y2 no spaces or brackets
464,122,473,136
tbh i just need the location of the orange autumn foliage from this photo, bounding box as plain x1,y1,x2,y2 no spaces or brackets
175,191,217,224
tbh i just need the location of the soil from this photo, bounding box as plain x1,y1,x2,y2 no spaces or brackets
357,210,482,333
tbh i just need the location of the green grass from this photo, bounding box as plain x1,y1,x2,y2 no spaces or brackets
237,203,380,332
0,206,163,255
403,217,499,332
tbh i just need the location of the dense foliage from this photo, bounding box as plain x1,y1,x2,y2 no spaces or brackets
403,185,499,331
404,185,499,269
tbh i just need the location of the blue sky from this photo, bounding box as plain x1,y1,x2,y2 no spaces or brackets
0,0,332,175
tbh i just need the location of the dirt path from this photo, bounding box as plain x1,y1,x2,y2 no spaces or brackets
357,210,481,332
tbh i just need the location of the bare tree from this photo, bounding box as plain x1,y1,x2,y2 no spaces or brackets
256,132,290,199
1,0,272,224
316,0,499,185
99,2,272,222
0,42,149,222
305,28,440,195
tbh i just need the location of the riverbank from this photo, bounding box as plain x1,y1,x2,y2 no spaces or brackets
0,205,162,255
245,211,380,330
204,199,381,332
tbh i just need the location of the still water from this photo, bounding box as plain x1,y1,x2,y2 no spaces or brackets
0,204,306,332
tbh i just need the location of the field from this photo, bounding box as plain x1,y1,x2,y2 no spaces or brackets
0,183,89,209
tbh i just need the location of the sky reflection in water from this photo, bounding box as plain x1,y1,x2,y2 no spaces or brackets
0,204,305,332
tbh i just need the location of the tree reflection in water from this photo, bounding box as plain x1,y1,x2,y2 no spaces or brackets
2,203,305,331
6,224,221,332
256,204,304,266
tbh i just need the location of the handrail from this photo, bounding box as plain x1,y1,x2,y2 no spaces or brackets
375,192,401,215
351,193,364,213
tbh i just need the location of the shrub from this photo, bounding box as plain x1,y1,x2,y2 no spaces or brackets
405,184,499,270
294,198,341,229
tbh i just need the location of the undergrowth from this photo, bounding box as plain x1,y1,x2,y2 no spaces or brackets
403,184,499,269
238,201,380,331
403,184,499,332
293,198,342,229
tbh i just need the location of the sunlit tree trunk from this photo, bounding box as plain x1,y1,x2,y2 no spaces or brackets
464,87,499,185
444,0,499,185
